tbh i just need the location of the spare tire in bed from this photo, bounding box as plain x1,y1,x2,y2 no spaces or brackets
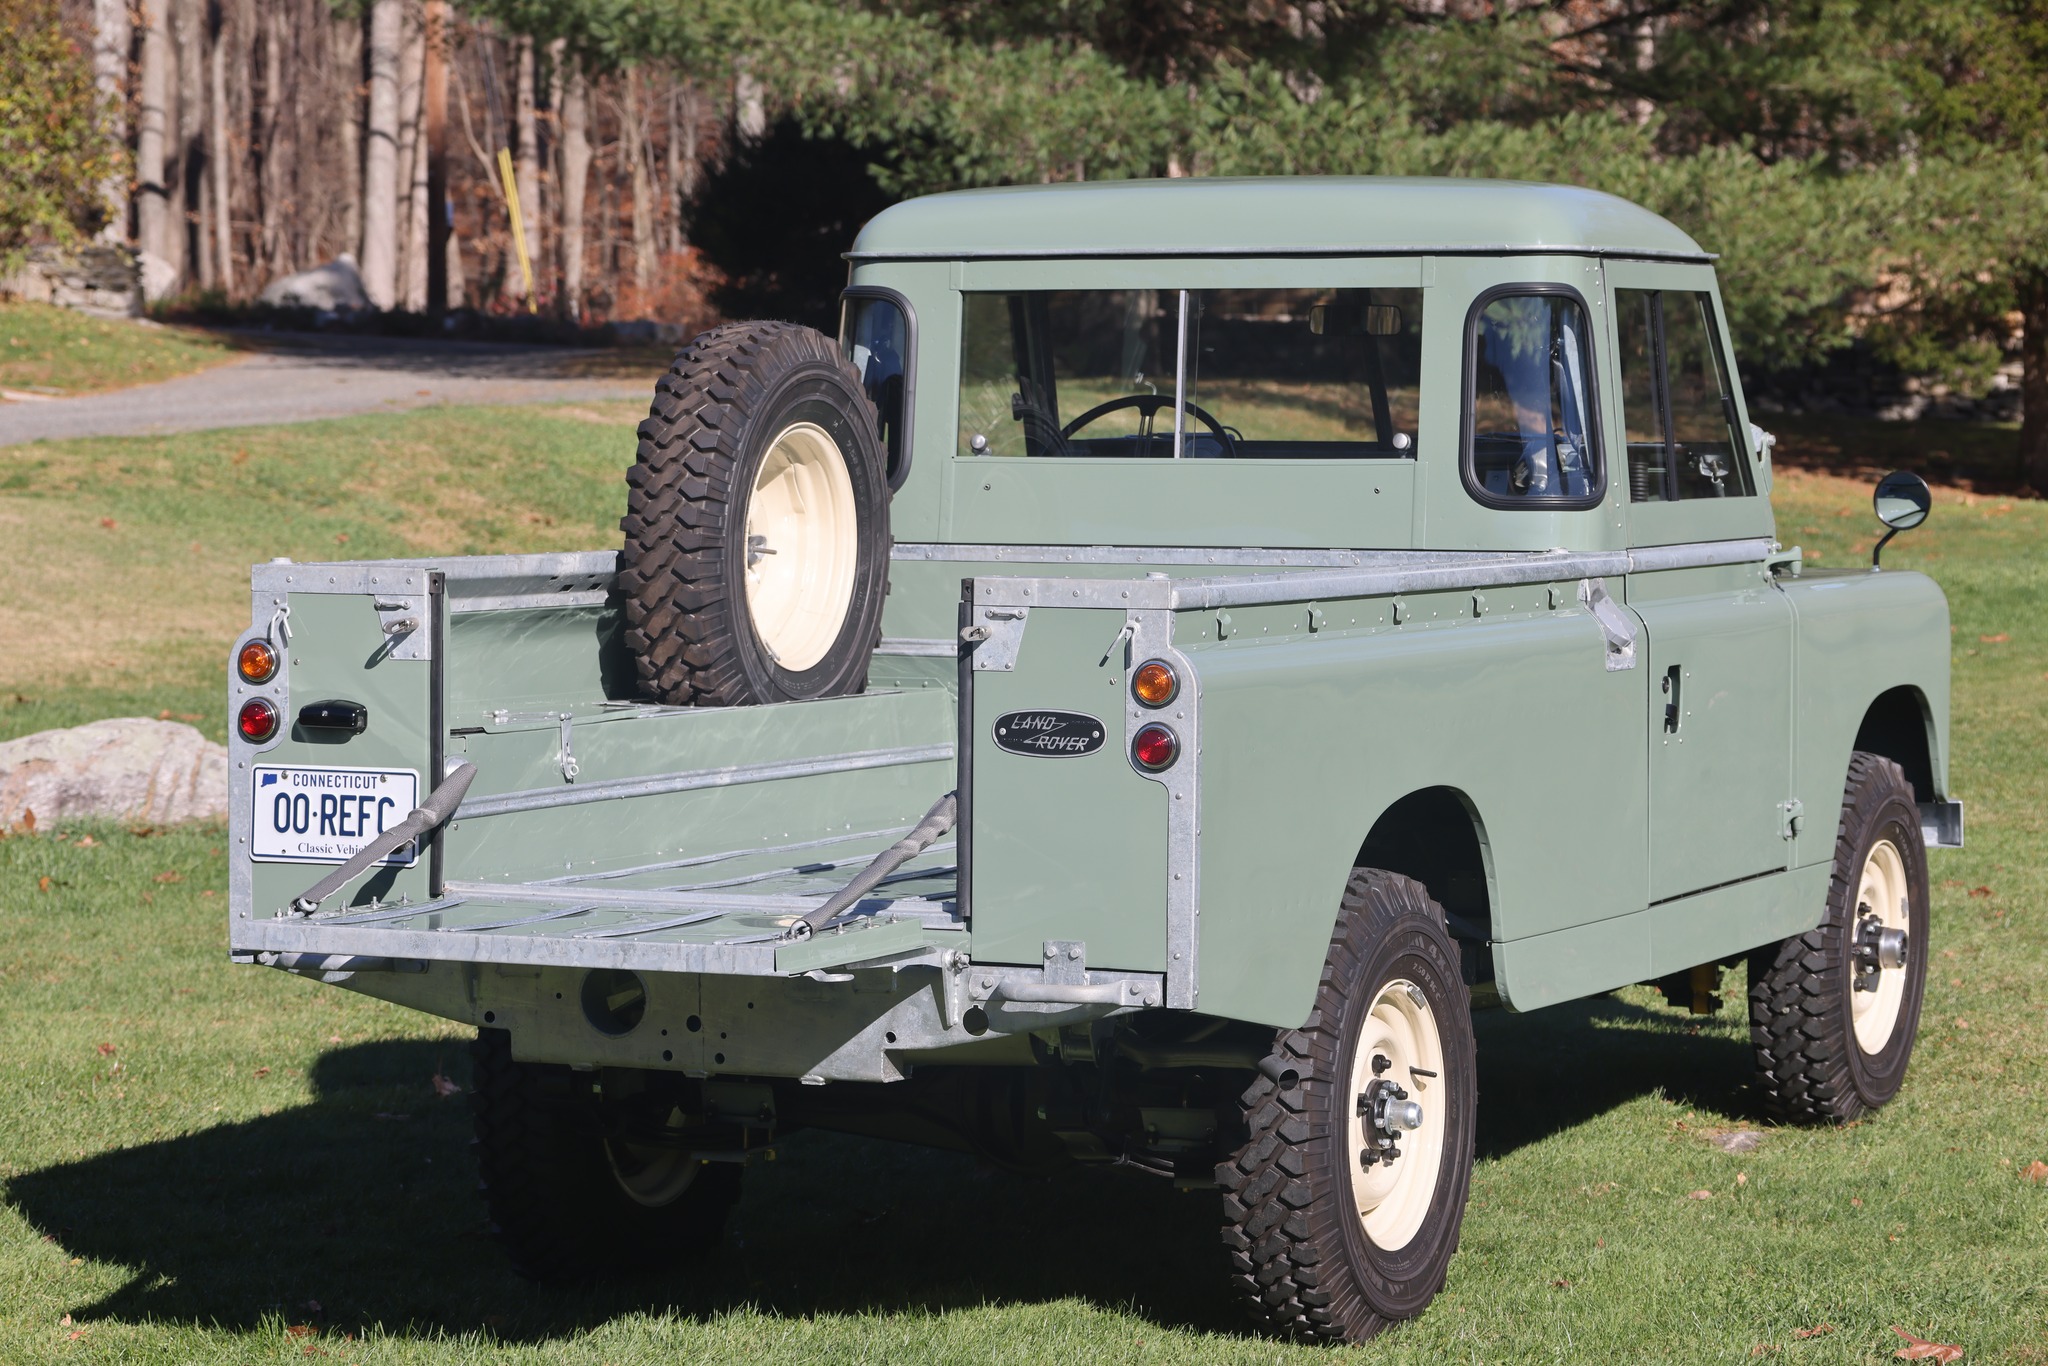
620,321,891,706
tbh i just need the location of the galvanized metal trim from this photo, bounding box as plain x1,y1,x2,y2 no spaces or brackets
439,875,955,918
452,588,613,613
964,539,1774,613
846,246,1715,264
876,636,957,656
451,743,956,820
1123,607,1201,1009
896,543,1466,568
530,824,919,886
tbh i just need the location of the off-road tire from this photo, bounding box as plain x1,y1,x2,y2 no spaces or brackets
1219,869,1477,1342
469,1028,740,1281
620,321,890,707
1748,752,1930,1124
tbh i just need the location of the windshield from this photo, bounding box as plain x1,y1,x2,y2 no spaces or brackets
959,287,1422,460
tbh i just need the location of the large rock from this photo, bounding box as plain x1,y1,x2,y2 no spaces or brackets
259,255,372,311
0,718,228,827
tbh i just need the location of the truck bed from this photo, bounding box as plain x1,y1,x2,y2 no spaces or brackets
236,821,962,976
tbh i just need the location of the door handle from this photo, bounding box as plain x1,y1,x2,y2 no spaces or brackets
1662,665,1682,734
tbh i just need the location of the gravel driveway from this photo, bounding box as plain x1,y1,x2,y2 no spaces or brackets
0,330,653,446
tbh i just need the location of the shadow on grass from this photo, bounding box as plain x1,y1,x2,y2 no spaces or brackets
7,998,1754,1344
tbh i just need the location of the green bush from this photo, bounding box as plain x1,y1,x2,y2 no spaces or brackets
0,0,124,270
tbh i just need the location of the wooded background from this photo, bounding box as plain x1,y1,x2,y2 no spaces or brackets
8,0,2048,484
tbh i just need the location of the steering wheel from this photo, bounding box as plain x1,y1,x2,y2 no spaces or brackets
1060,393,1238,458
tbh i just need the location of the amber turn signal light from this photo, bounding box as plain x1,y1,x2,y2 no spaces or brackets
1131,723,1180,772
237,638,278,684
1132,659,1178,708
237,697,280,743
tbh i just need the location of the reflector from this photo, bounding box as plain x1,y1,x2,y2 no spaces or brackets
1132,723,1179,771
237,698,280,743
1133,659,1178,707
237,638,278,684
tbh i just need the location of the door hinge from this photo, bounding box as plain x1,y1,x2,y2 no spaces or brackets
1778,799,1804,839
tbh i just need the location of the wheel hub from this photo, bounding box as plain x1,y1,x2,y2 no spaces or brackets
1851,907,1909,992
1357,1059,1426,1168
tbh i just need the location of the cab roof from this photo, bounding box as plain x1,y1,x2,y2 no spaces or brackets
848,176,1710,263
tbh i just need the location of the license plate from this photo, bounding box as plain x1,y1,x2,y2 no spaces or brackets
252,766,419,866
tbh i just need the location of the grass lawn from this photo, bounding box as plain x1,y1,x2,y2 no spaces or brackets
0,406,2043,1361
0,303,241,399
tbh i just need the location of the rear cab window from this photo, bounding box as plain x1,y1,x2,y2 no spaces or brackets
958,287,1424,460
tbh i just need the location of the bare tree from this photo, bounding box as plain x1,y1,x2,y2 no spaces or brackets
559,57,591,320
136,0,175,297
399,3,426,309
336,10,361,271
622,67,654,297
256,5,281,276
510,34,540,302
175,0,207,285
361,0,401,306
209,0,233,293
424,0,449,314
93,0,133,243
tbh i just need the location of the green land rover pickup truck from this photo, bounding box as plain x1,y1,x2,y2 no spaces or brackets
224,177,1960,1342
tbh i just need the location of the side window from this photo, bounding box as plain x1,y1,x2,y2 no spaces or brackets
1616,289,1752,501
1465,291,1601,506
840,293,912,488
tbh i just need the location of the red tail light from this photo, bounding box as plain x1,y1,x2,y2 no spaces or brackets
237,698,280,743
1131,723,1179,772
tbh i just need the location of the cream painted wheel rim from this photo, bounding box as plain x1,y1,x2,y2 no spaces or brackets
1851,838,1910,1053
743,421,859,672
1346,978,1448,1251
605,1139,702,1208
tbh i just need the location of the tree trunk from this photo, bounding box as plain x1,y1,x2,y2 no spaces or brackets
559,59,591,321
424,0,449,316
92,0,132,243
360,0,400,307
2021,267,2048,494
176,0,206,286
399,7,426,311
623,68,654,299
136,0,174,298
509,35,540,303
734,61,765,144
257,6,282,277
209,0,233,294
335,10,361,276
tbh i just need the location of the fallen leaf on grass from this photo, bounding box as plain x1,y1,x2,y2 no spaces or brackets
152,871,182,883
59,1315,71,1327
1687,1189,1714,1200
75,835,95,847
254,1067,270,1078
327,1035,342,1044
1954,1018,1970,1030
94,1044,114,1057
1891,1327,1963,1361
1794,1323,1834,1339
1737,1172,1748,1186
98,517,115,530
285,1323,316,1338
1750,1344,1778,1358
37,876,52,892
1550,1277,1571,1288
1979,633,2009,643
2021,1160,2048,1183
1969,886,1993,898
431,1072,461,1098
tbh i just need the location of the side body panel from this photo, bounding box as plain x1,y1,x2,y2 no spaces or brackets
1183,579,1648,1025
1783,567,1953,864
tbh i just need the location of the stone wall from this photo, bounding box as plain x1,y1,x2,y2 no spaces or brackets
0,244,144,320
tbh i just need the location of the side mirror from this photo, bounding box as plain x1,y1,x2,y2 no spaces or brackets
1871,469,1931,567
